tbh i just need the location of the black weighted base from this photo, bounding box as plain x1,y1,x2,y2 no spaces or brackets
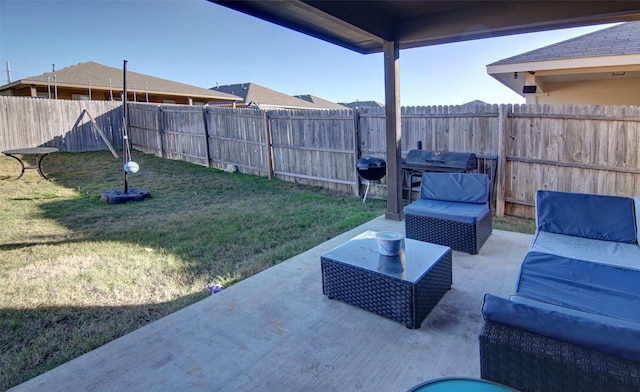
100,188,151,204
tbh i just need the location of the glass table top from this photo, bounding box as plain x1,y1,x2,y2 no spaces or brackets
321,230,451,283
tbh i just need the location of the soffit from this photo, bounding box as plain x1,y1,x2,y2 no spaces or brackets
211,1,640,54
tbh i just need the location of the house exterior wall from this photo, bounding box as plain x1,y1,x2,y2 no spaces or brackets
533,78,640,105
1,85,206,105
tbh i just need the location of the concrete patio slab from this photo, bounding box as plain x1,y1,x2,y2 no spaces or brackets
10,215,532,392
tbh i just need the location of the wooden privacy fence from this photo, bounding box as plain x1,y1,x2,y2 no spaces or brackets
128,102,639,218
0,96,123,152
501,104,640,217
3,96,638,219
128,104,360,193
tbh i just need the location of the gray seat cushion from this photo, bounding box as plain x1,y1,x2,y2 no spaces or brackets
530,231,640,270
405,199,490,224
515,251,640,323
482,293,640,363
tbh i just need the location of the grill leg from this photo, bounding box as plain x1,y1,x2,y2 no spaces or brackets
363,180,371,203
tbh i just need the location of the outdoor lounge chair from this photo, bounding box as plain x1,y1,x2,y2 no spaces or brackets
404,172,492,254
479,191,640,391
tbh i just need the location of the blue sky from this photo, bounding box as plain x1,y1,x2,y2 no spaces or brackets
0,0,616,106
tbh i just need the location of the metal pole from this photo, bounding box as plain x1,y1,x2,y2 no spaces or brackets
123,60,129,194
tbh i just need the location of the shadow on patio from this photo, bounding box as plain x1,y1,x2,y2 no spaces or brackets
9,216,532,392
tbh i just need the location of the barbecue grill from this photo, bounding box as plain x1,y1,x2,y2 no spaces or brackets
356,156,386,203
403,150,478,203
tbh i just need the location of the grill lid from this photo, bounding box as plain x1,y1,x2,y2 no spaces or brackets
403,150,477,172
356,157,386,181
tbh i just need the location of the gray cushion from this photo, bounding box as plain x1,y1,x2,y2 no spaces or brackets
635,196,640,246
515,251,640,323
420,172,489,204
405,199,490,224
536,190,636,243
530,231,640,270
510,295,640,330
482,294,640,363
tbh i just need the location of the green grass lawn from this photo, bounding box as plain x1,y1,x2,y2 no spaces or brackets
0,150,534,389
0,150,389,390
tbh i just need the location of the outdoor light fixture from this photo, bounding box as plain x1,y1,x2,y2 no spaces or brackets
514,72,518,80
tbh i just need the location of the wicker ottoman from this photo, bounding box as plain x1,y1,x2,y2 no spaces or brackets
321,231,452,329
405,209,492,255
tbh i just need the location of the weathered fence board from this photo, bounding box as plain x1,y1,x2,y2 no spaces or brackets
503,104,640,217
128,103,162,156
0,96,123,152
3,96,638,220
359,105,501,200
205,107,268,175
160,105,208,166
268,109,357,194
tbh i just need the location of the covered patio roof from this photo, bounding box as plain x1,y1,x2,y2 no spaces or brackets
210,1,640,220
211,1,640,54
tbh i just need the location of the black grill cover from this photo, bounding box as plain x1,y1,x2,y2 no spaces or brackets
356,157,386,181
403,150,477,172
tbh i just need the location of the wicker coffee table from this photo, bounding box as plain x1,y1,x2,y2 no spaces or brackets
321,230,452,329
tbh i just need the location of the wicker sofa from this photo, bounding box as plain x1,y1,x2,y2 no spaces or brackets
479,190,640,391
405,172,492,254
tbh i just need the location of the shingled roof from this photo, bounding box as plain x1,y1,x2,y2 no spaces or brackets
1,61,241,102
489,21,640,66
294,94,349,110
339,100,384,109
211,83,330,110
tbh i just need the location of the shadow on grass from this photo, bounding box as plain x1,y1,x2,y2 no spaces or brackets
2,151,386,389
0,292,207,390
34,151,387,282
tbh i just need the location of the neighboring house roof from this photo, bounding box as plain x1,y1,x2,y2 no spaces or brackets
211,83,321,109
0,61,241,102
490,21,640,65
339,100,384,109
294,94,349,110
461,100,490,107
487,21,640,98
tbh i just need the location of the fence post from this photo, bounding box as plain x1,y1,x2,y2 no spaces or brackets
202,106,212,167
156,105,165,158
495,104,508,217
263,110,274,179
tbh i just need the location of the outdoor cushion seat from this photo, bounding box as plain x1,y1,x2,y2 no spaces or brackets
515,251,640,323
482,294,640,363
530,230,640,270
404,199,489,225
405,172,492,254
509,295,640,330
535,190,637,242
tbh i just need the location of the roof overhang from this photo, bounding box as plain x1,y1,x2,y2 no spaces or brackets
487,54,640,96
211,1,640,54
